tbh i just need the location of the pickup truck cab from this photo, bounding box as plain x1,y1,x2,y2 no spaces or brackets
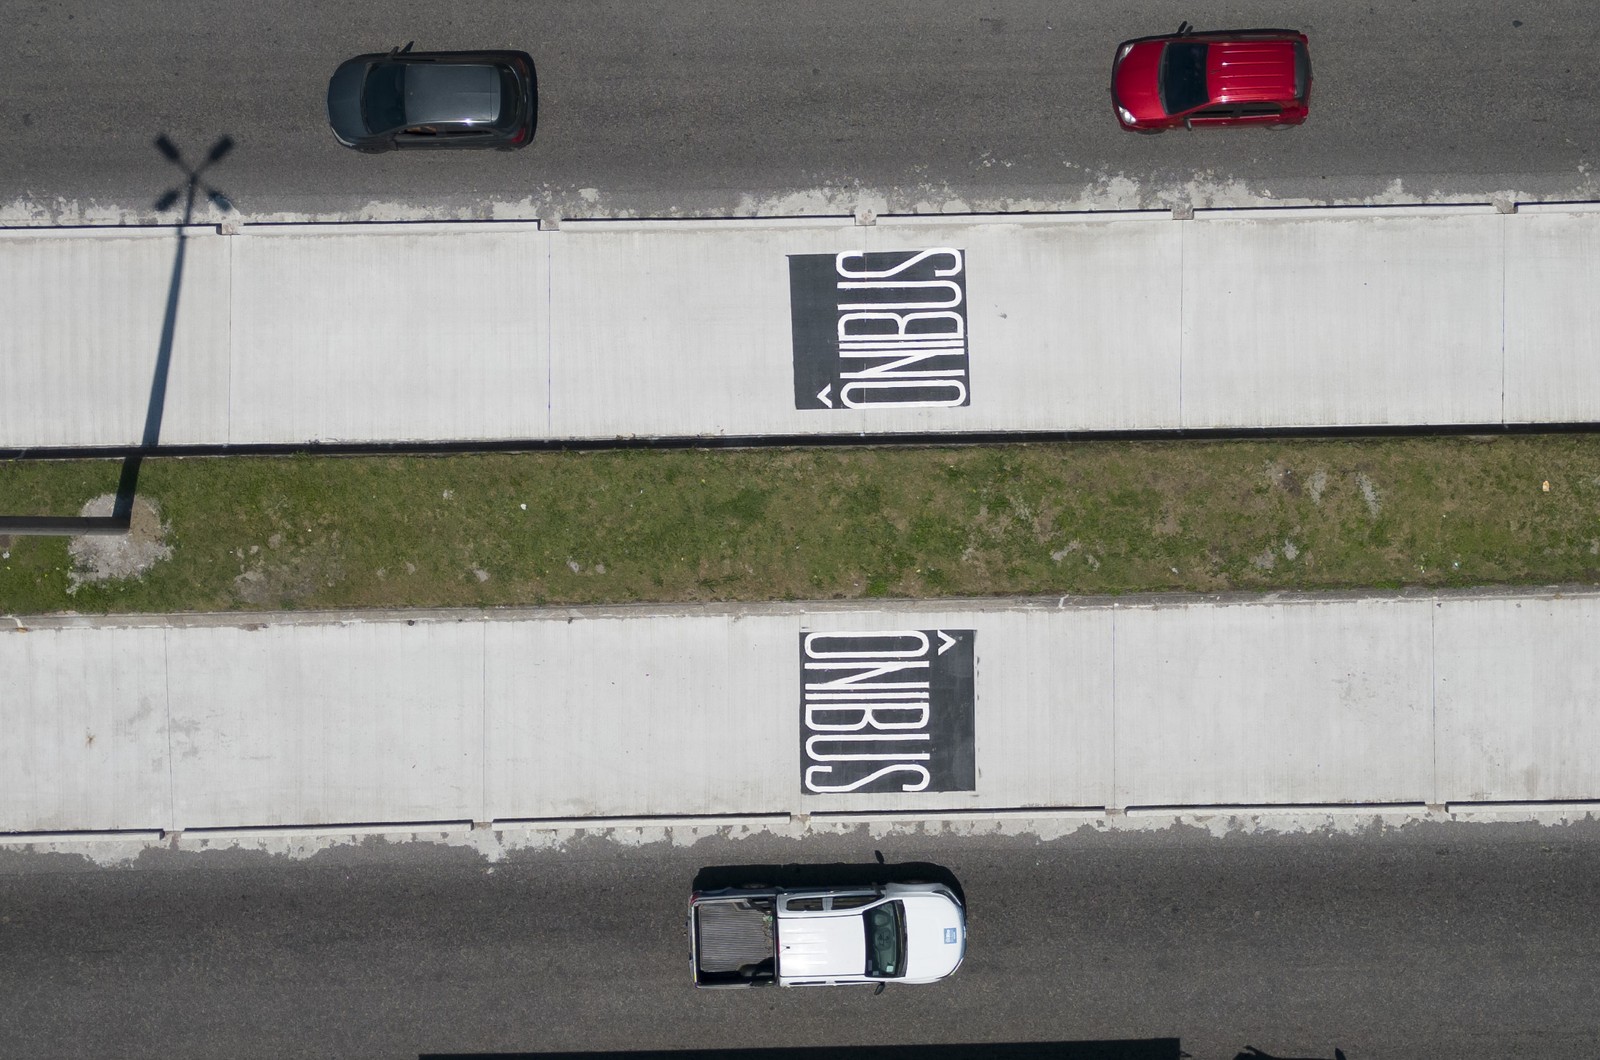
688,882,966,988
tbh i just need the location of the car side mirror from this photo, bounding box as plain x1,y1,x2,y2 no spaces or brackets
1176,20,1192,35
873,982,887,996
390,40,415,56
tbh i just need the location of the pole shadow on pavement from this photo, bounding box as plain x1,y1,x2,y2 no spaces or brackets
0,133,233,537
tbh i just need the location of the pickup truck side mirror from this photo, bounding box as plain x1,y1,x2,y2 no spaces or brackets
873,982,886,996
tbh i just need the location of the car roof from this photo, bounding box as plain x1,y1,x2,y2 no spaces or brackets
778,913,866,979
402,63,502,125
1205,38,1303,104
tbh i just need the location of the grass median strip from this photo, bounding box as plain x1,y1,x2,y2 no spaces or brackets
2,436,1599,615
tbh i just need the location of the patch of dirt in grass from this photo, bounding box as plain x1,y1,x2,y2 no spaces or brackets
1355,471,1383,518
1151,505,1181,537
1267,461,1303,497
233,545,346,607
66,495,172,593
1307,469,1329,504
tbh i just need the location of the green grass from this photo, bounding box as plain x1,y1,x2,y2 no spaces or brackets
2,436,1599,614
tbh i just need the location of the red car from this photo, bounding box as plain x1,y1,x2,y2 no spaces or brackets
1111,23,1311,132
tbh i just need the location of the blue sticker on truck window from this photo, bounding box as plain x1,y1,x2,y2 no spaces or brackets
944,928,958,944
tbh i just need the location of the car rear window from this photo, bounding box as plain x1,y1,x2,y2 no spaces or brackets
1159,42,1210,114
494,68,523,129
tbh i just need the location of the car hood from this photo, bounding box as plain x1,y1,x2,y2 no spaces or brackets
900,892,966,982
326,58,371,142
1111,40,1165,120
1208,41,1301,103
405,63,502,125
777,914,865,979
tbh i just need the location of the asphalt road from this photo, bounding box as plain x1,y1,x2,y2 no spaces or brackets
1,821,1597,1059
3,1,1599,224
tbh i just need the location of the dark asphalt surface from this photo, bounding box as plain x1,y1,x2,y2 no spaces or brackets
1,821,1598,1059
3,1,1599,224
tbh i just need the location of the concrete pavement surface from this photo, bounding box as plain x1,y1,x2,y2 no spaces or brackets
3,2,1600,225
8,204,1600,451
1,823,1597,1059
7,589,1600,836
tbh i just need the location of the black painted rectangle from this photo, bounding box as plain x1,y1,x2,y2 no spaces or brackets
799,629,976,795
789,249,970,411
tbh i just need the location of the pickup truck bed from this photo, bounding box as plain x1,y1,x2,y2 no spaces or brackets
693,895,776,981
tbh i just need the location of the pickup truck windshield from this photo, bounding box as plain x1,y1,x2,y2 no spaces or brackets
864,902,906,978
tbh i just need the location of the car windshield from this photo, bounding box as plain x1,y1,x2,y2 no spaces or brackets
863,902,906,979
1159,42,1210,114
361,63,407,133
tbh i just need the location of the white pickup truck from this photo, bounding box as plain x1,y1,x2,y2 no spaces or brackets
688,881,966,989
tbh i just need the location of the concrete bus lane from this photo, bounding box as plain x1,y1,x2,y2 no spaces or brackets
7,205,1600,451
5,589,1600,836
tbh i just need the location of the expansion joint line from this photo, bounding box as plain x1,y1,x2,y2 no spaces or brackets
1176,220,1185,427
1499,210,1508,423
163,628,177,833
1429,597,1439,808
1109,604,1118,812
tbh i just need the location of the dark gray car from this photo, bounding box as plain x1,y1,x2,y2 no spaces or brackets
327,45,537,152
